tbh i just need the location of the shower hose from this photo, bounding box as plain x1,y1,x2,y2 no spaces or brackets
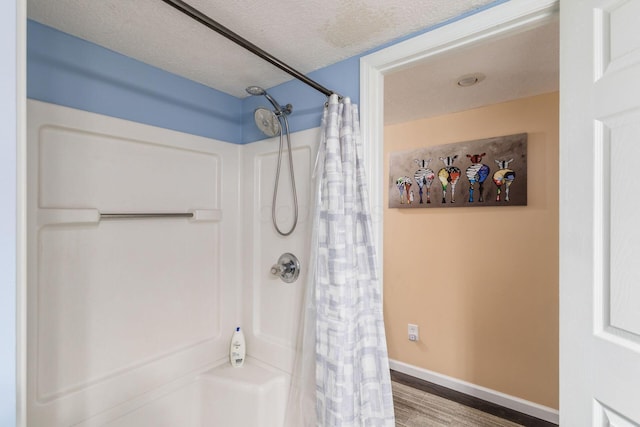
272,113,298,236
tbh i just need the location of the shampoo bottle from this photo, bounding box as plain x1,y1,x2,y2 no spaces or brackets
229,327,246,367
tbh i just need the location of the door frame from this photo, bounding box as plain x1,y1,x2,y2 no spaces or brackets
359,0,559,422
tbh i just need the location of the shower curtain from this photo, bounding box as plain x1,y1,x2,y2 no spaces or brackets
286,95,395,427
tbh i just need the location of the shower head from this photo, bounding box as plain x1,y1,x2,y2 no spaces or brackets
245,85,292,116
254,107,281,137
245,86,266,96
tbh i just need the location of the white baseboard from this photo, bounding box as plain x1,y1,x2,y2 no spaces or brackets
389,359,559,425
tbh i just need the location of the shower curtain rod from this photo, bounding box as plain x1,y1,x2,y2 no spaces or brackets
160,0,340,99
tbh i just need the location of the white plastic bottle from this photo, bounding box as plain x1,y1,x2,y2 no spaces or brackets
229,327,246,367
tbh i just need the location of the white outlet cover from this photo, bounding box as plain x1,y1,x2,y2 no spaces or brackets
408,324,419,341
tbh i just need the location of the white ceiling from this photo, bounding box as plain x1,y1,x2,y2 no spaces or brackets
384,18,559,124
27,0,558,122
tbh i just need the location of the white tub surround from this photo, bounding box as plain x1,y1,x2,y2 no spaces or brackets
26,100,241,426
26,100,316,426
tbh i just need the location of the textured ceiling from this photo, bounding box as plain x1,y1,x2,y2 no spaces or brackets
27,0,498,98
384,18,559,124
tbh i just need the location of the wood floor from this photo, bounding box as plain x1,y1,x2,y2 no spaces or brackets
391,371,558,427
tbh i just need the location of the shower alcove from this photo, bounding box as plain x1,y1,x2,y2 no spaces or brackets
26,99,317,426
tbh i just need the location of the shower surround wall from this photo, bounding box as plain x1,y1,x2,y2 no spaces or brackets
241,129,318,374
26,99,317,425
26,100,236,425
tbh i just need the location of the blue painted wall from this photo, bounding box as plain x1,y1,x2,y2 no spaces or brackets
1,2,17,425
28,20,243,144
242,56,360,143
27,19,352,145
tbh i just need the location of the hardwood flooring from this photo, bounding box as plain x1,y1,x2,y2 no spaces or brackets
391,370,558,427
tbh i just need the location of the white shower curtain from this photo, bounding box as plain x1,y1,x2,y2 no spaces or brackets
286,94,395,427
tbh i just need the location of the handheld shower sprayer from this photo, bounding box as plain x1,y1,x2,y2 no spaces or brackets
245,85,298,237
245,86,292,116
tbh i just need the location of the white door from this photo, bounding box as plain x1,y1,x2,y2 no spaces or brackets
560,0,640,425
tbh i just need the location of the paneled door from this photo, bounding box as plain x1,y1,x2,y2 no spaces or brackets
560,0,640,424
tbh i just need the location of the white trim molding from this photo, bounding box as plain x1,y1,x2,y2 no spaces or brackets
389,359,559,424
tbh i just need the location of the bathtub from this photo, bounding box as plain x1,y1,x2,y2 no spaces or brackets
87,358,289,427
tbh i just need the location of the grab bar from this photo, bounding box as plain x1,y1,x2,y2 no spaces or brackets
37,208,222,226
100,212,194,220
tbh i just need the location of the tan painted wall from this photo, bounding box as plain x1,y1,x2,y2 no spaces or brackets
383,92,559,409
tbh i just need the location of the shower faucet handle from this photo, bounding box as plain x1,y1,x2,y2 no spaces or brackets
270,253,300,283
270,264,283,275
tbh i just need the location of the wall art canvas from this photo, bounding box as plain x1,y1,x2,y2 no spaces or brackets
389,133,527,208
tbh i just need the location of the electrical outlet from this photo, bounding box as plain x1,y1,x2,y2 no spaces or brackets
408,324,419,342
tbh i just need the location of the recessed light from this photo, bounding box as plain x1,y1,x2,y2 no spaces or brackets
456,73,485,87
